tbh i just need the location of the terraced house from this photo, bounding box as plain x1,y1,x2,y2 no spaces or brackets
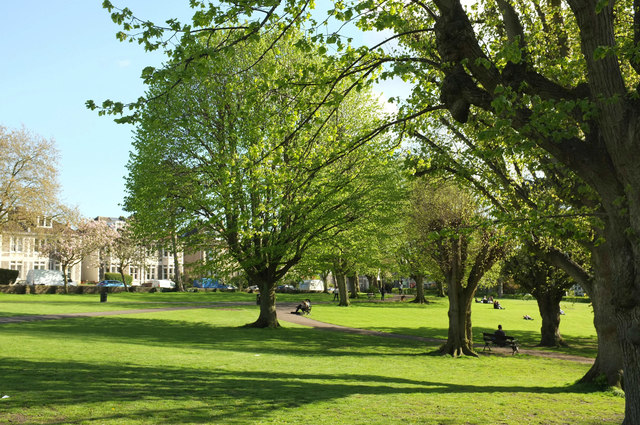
0,214,82,283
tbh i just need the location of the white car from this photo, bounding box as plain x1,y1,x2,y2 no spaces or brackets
146,279,176,289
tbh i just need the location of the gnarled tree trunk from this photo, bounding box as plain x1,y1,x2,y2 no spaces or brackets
535,290,565,347
440,276,477,356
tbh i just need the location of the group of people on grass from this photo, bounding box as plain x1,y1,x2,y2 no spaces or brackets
475,295,504,309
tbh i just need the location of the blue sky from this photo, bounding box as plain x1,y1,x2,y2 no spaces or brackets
1,1,406,219
1,1,190,219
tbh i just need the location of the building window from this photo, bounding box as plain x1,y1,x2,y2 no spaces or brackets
9,261,23,273
33,238,46,254
145,266,156,280
33,261,47,270
161,265,175,280
48,260,61,271
10,237,23,253
37,216,53,228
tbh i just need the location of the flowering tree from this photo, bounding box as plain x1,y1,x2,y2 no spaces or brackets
42,217,118,293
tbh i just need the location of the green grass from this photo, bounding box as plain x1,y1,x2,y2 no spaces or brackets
0,293,623,424
310,296,598,357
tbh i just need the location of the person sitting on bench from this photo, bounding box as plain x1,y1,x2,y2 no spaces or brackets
494,324,506,338
294,299,311,315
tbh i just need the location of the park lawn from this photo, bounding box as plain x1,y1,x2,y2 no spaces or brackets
0,304,623,424
0,291,335,318
309,297,598,358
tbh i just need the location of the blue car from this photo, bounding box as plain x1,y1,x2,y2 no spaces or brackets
193,278,224,289
96,280,125,287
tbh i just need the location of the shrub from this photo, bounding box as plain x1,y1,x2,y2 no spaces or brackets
104,272,133,285
0,269,19,285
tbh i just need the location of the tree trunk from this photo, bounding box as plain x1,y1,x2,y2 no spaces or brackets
540,245,624,386
171,232,184,292
336,271,350,307
411,274,429,304
535,290,565,347
349,272,359,299
119,267,129,291
617,310,640,425
245,279,280,328
577,245,624,387
321,271,330,293
62,264,69,295
435,280,445,297
439,280,477,357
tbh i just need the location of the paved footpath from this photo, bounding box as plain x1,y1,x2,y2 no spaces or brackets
0,301,594,364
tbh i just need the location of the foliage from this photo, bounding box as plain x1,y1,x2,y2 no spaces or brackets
41,214,118,293
104,272,132,285
125,31,398,326
107,221,152,289
0,269,19,285
0,125,60,225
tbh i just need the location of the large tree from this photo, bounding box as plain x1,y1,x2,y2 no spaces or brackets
97,1,640,420
0,125,60,224
125,34,397,327
501,244,575,346
411,180,504,356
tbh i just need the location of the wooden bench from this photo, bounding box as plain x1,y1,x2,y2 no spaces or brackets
482,332,519,354
366,292,377,300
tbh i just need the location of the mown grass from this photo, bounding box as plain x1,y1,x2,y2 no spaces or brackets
0,293,623,424
310,296,598,358
0,291,334,317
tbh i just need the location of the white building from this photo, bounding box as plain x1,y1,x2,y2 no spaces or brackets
0,215,82,283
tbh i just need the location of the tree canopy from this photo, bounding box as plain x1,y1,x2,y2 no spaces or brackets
98,0,640,420
125,32,400,326
0,125,60,224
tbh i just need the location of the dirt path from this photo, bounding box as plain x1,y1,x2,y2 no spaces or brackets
276,303,595,364
0,300,594,364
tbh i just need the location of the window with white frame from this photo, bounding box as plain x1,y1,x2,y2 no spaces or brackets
146,266,156,280
37,216,53,228
10,261,23,278
161,264,175,280
48,260,61,271
33,260,47,270
10,237,23,253
33,238,46,253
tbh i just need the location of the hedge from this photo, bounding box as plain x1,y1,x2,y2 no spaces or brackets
104,272,133,285
0,269,19,285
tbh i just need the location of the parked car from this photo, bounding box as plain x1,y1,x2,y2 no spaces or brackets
276,284,295,293
299,279,324,292
96,280,125,287
246,285,259,293
193,278,223,289
146,279,176,289
25,269,77,286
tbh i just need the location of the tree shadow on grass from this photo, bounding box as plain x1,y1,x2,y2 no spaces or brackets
0,357,603,425
1,316,433,358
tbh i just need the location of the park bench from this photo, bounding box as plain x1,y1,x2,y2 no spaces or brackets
482,332,519,354
367,292,377,300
